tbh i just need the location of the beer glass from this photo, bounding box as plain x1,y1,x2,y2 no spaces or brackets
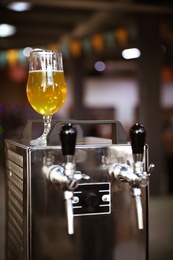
26,49,67,145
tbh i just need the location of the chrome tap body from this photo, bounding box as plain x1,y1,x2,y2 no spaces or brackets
43,123,89,235
109,123,154,229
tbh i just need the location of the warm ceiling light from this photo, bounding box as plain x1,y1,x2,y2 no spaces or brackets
7,2,32,12
0,23,16,37
122,48,141,60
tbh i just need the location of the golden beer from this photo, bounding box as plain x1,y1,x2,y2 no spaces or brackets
27,70,67,116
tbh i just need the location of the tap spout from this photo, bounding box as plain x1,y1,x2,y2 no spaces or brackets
132,187,143,229
64,191,74,235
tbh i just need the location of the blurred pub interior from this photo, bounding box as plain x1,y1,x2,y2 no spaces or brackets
0,0,173,259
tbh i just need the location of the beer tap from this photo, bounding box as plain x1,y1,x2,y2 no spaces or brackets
43,123,89,235
109,123,154,229
59,123,77,235
129,123,147,230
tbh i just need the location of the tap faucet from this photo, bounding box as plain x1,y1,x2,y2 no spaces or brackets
60,123,77,235
43,123,89,235
130,123,147,230
109,123,154,229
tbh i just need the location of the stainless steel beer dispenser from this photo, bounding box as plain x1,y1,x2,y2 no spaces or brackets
5,120,154,260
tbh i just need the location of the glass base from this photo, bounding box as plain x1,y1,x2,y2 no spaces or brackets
30,136,47,146
30,115,52,146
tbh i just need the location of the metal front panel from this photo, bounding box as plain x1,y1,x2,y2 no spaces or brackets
5,141,148,260
30,144,148,260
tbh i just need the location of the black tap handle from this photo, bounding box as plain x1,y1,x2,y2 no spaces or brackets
129,123,146,155
59,123,77,156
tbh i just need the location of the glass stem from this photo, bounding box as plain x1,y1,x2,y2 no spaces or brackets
42,115,52,137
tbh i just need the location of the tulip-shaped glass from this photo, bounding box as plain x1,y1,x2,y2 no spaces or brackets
26,50,67,145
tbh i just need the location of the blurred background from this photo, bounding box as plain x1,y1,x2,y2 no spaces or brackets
0,0,173,259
